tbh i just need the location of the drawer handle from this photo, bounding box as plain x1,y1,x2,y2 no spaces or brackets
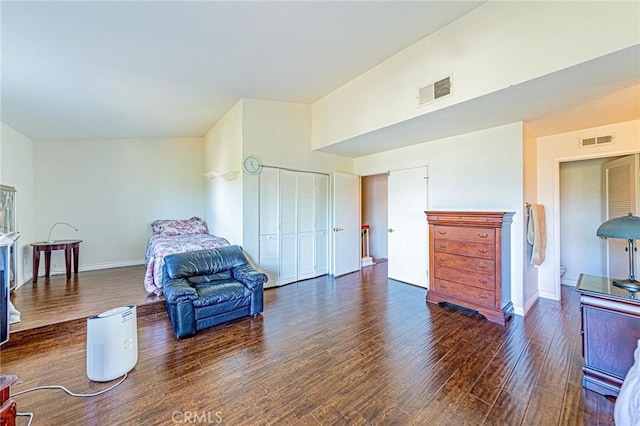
439,257,446,262
478,278,489,284
478,294,489,299
439,243,447,249
477,233,489,238
478,248,488,254
440,285,447,289
478,265,488,269
438,230,447,235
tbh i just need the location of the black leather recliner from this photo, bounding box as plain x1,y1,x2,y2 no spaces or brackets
162,245,267,339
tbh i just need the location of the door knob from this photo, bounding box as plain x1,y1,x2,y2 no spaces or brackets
388,228,395,233
333,227,344,232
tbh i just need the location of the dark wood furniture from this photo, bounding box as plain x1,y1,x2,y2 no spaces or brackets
0,375,17,426
576,273,640,397
31,240,82,283
425,211,514,325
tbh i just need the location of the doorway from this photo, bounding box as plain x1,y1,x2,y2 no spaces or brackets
559,154,639,286
361,166,429,288
361,174,388,264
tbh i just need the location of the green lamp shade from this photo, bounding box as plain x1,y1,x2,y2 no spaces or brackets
596,213,640,239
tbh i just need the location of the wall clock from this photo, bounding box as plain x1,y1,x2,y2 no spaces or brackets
242,154,263,175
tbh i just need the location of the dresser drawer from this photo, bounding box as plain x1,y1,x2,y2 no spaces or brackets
434,252,495,275
433,278,495,307
433,239,495,260
433,225,495,244
434,266,495,291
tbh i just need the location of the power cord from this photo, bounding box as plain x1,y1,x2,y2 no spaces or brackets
16,412,33,426
11,373,128,425
12,372,127,397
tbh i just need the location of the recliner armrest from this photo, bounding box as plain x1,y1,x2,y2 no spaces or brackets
163,277,198,304
232,264,268,290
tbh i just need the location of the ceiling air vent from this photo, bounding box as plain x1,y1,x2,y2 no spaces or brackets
580,134,614,148
418,76,452,107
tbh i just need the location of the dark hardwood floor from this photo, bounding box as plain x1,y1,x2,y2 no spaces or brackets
8,265,163,333
0,262,615,425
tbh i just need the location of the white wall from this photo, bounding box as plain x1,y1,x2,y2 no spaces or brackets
522,124,538,313
242,99,353,174
238,99,353,264
312,1,639,149
203,101,244,246
538,119,640,300
33,137,204,275
354,122,525,313
559,158,609,285
361,174,388,260
0,123,35,286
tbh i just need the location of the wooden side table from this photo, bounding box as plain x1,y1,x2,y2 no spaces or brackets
576,274,640,396
31,239,82,283
0,375,17,426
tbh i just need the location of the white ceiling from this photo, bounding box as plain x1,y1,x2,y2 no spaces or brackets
1,1,638,157
1,1,484,140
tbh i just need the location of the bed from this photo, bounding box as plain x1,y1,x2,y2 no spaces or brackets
143,217,229,295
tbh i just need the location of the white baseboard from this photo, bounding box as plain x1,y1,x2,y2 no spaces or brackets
538,290,561,301
513,304,525,317
520,291,540,316
78,259,146,272
37,259,145,277
18,275,31,288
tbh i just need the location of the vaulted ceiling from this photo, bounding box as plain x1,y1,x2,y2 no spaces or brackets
1,1,484,140
2,1,638,156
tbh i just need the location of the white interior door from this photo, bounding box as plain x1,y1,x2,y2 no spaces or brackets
297,172,315,280
333,172,360,276
604,154,639,279
279,170,298,285
315,174,329,276
259,168,280,287
388,167,429,287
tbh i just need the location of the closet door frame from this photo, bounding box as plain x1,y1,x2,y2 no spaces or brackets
258,167,330,286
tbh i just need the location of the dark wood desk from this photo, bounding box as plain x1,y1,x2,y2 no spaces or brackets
31,239,82,283
576,274,640,397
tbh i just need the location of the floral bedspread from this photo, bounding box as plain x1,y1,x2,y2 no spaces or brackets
144,233,230,295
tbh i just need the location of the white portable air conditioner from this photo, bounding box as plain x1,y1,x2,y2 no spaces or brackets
86,305,138,382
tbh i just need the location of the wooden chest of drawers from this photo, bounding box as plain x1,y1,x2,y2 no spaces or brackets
425,211,515,325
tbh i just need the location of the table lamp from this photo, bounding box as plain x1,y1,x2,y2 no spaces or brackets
47,221,78,242
596,213,640,297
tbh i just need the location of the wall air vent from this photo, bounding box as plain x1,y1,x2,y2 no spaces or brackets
417,75,452,107
579,134,614,148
